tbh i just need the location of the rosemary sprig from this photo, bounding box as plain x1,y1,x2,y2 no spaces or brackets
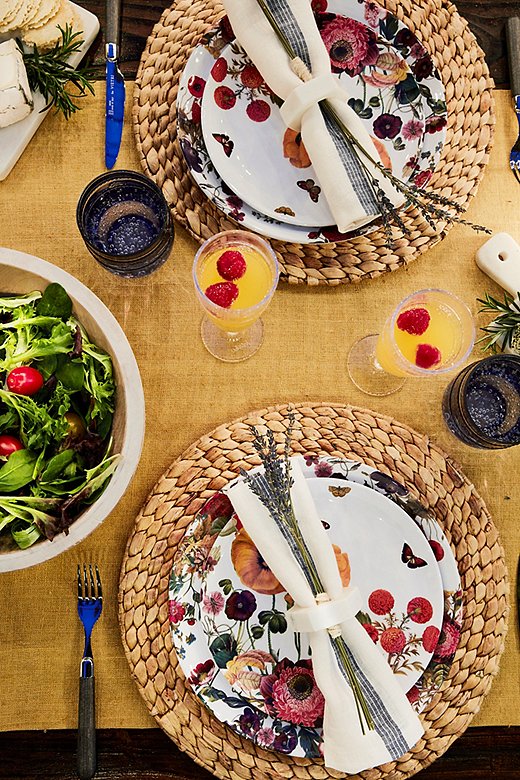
20,25,96,119
477,291,520,352
241,419,375,735
254,0,490,245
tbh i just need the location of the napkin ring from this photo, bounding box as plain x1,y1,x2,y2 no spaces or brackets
287,588,363,638
279,72,346,132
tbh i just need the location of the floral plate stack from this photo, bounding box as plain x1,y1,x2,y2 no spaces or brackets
176,0,447,245
169,453,462,763
133,0,495,283
119,402,508,778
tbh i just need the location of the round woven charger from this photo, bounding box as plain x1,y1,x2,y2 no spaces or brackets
119,402,508,780
133,0,495,286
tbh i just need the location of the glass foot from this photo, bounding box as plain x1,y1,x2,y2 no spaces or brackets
347,334,406,396
201,318,264,363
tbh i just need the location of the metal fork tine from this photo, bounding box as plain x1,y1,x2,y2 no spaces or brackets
83,564,89,600
77,565,83,599
95,565,102,599
89,564,95,599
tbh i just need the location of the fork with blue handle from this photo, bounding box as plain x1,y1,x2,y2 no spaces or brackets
77,565,103,780
506,17,520,182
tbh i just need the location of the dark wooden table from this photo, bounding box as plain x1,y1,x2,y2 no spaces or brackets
82,0,518,87
3,2,518,778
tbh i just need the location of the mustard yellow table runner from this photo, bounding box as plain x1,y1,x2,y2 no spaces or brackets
0,86,518,731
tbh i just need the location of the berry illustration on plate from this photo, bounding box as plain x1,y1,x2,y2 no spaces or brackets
211,57,228,82
188,75,206,98
246,100,271,122
240,64,264,88
214,86,237,110
191,102,201,124
429,540,444,561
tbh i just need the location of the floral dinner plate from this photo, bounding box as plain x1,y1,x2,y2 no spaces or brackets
176,0,447,243
201,23,424,227
178,35,321,244
169,458,462,759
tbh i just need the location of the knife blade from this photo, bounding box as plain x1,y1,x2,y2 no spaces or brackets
506,17,520,102
105,0,125,169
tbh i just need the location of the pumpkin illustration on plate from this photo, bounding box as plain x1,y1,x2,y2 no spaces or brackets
231,528,285,595
282,128,311,169
231,529,351,594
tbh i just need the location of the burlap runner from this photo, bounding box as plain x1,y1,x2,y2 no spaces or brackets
0,86,518,732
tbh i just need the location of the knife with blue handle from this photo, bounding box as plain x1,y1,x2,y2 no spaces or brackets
105,0,125,169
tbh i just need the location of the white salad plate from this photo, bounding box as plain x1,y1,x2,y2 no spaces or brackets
169,456,462,759
177,0,447,243
0,2,100,181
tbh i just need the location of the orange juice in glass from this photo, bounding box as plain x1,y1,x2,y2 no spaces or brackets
193,231,279,362
348,289,475,396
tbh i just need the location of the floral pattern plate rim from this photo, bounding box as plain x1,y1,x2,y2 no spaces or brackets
176,0,447,243
168,456,462,759
201,20,425,227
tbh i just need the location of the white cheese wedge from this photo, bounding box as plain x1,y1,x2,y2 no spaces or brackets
0,38,33,128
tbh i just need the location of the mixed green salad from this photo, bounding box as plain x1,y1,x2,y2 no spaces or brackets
0,282,120,550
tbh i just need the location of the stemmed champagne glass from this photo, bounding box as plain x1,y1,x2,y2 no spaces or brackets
347,289,475,396
192,231,279,363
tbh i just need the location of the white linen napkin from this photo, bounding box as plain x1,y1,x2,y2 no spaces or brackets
221,0,402,232
225,459,423,773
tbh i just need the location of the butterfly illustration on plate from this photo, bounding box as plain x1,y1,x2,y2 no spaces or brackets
401,542,427,569
212,133,234,157
328,485,351,498
275,205,296,217
297,178,321,202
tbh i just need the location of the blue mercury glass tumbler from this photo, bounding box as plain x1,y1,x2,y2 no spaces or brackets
442,354,520,448
76,170,174,277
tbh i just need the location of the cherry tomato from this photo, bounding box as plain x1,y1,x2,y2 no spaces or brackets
6,366,44,396
0,434,24,457
64,411,86,440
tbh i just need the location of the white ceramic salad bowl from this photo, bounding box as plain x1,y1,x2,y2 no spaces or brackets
0,247,145,571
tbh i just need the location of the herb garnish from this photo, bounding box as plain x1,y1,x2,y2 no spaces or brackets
477,291,520,353
20,25,96,119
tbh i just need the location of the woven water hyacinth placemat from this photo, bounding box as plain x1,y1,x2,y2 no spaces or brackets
133,0,495,285
119,402,508,780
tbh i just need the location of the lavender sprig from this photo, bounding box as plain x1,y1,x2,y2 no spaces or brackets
241,421,375,733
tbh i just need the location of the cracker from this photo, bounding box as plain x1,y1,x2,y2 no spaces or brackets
21,0,75,48
0,0,21,25
9,0,37,31
22,0,59,30
0,0,26,32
